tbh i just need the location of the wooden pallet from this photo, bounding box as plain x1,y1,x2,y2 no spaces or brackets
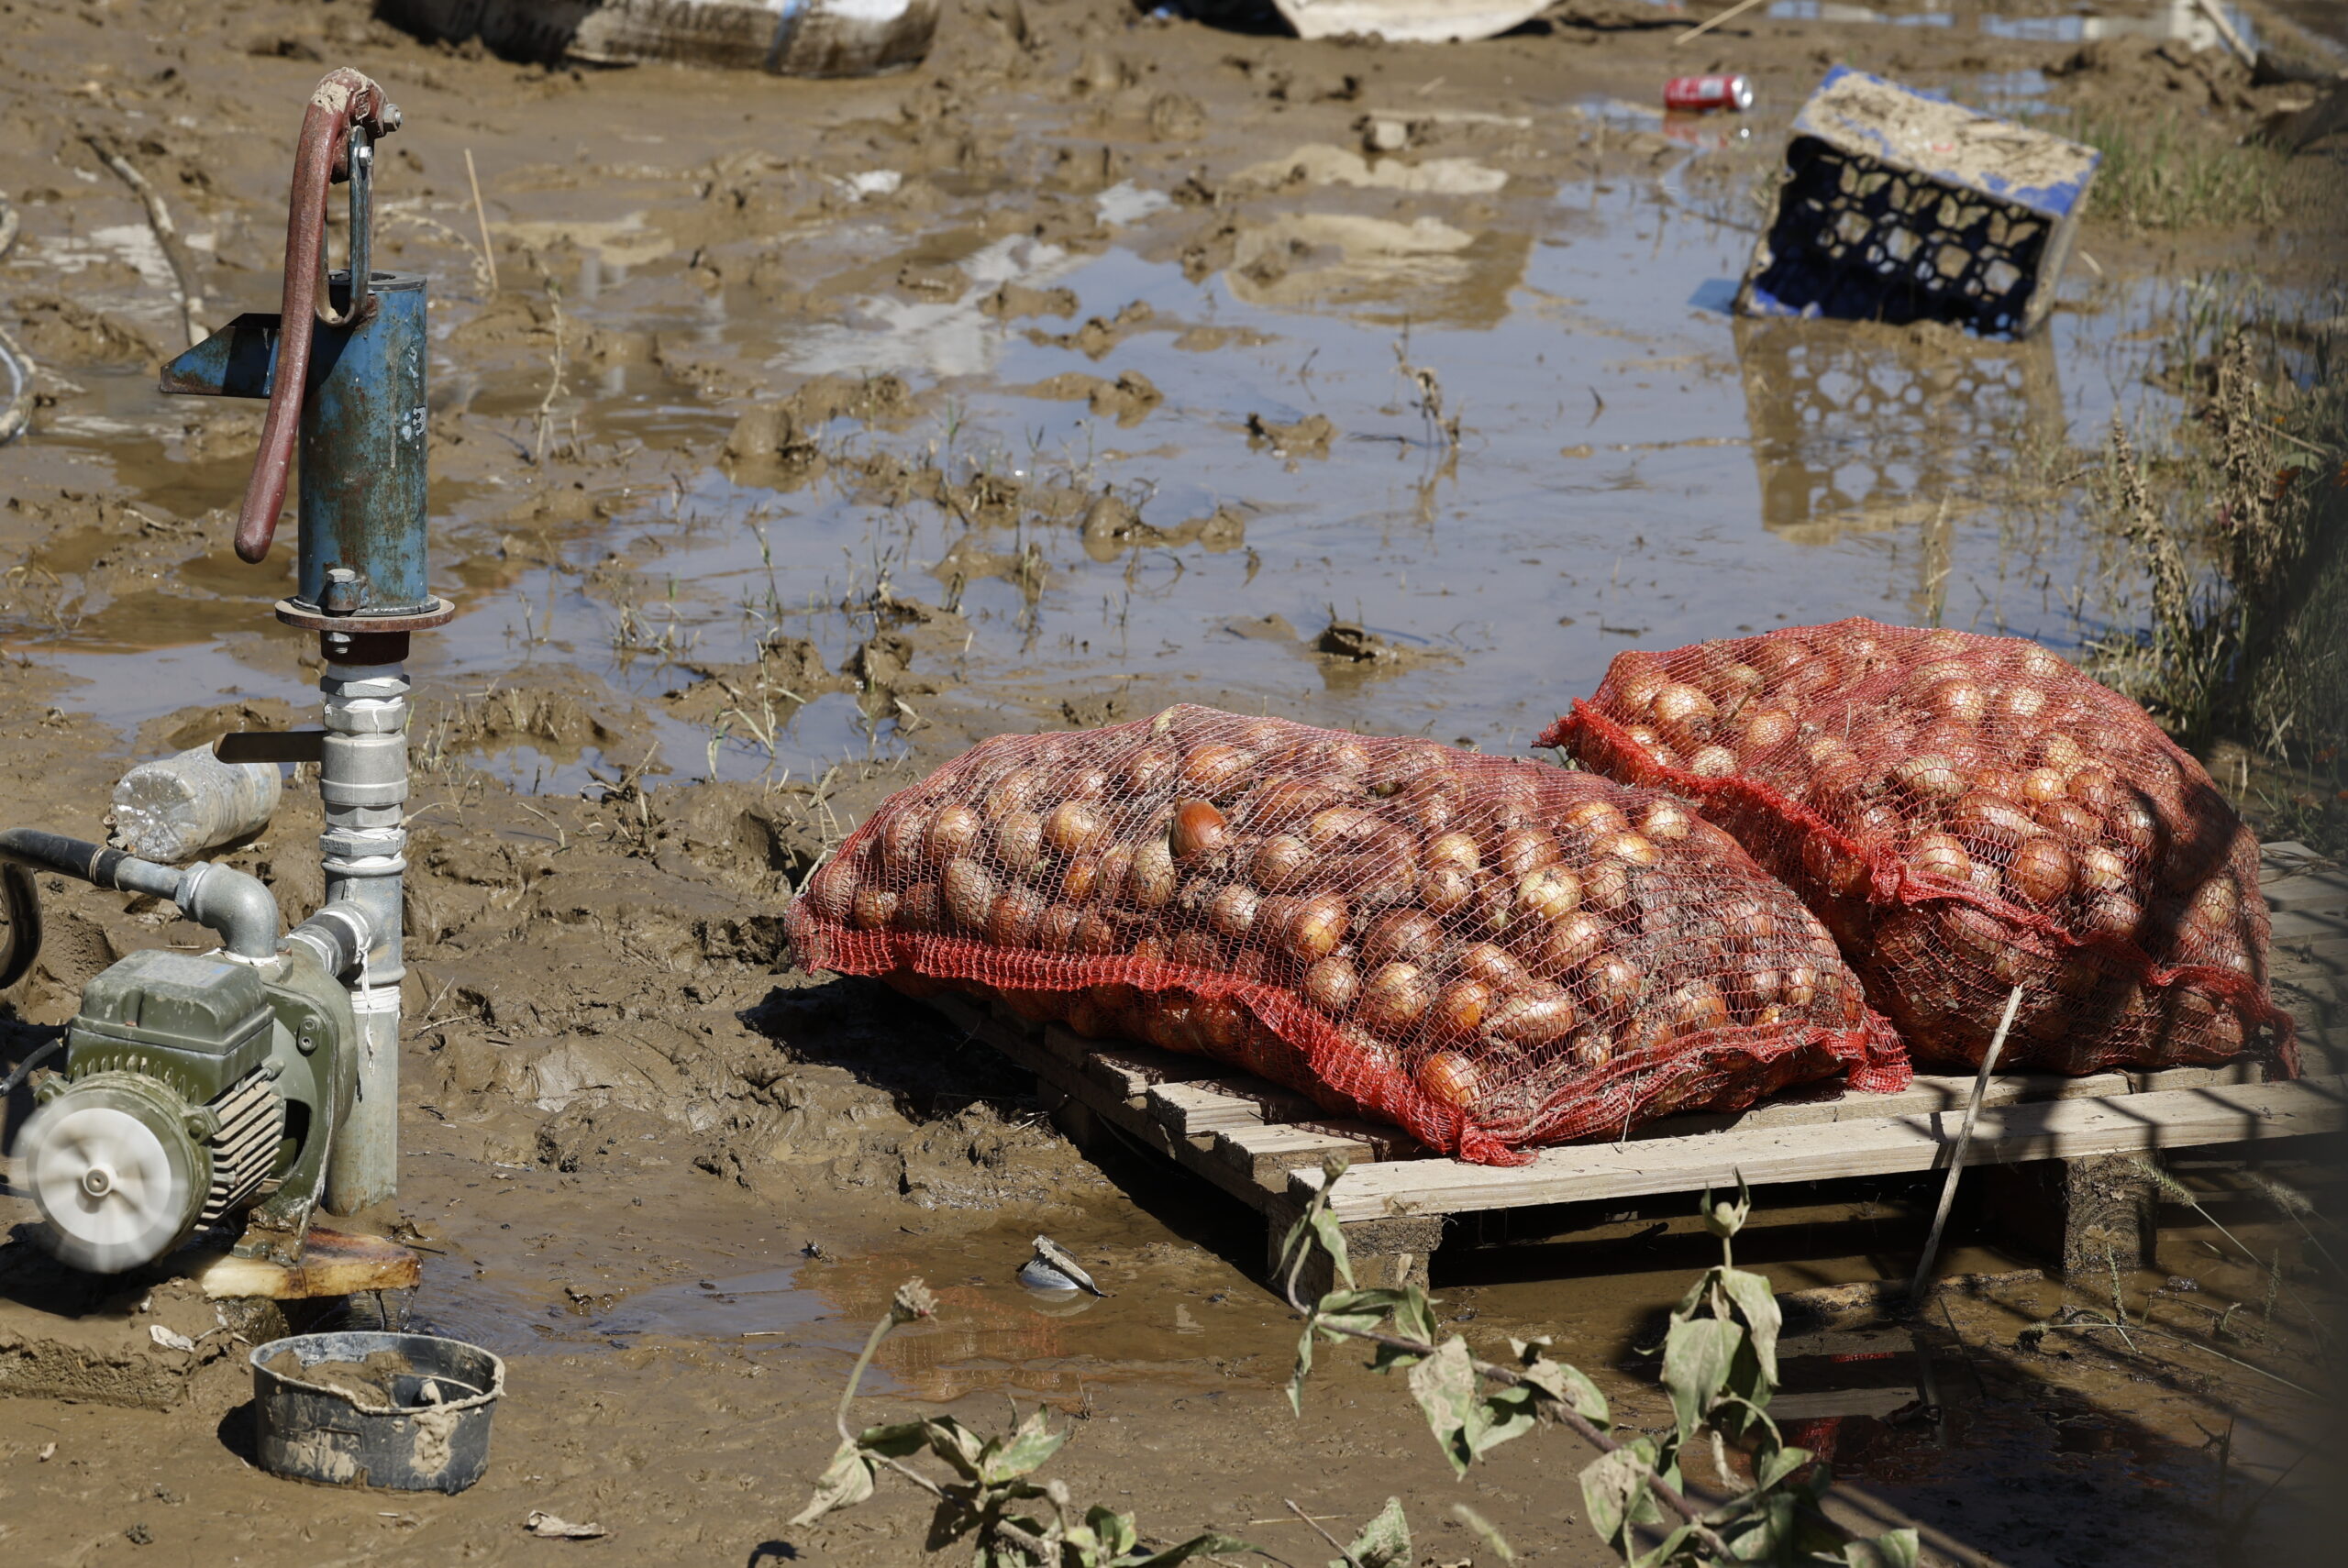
926,843,2348,1289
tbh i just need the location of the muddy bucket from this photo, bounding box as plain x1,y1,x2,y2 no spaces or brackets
251,1331,505,1493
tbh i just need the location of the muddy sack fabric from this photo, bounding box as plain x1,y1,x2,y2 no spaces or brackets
788,705,1908,1165
1542,620,2295,1077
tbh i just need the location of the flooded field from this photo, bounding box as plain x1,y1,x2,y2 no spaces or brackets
2,0,2343,1562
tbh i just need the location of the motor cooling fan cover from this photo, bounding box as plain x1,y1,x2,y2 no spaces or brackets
18,1090,200,1273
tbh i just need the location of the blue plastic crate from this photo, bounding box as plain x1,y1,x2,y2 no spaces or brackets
1735,67,2099,338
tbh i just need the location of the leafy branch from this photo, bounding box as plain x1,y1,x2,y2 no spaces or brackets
1277,1160,1918,1568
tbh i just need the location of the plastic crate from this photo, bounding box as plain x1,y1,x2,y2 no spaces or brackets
1735,67,2099,338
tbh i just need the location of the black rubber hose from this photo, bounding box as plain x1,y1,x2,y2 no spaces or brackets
0,1036,61,1099
0,861,37,990
0,827,181,900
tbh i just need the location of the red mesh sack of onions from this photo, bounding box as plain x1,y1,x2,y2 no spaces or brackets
1540,620,2297,1077
787,705,1909,1165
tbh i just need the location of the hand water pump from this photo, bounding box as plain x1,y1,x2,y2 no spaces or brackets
0,69,449,1275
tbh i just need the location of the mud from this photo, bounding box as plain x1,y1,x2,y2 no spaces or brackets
2,0,2344,1562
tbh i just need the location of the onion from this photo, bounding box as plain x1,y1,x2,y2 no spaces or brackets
1637,800,1694,842
1716,892,1778,946
1611,652,1671,714
1995,684,2048,723
1131,934,1170,968
1180,744,1252,798
1044,801,1109,858
1424,831,1481,874
2032,733,2088,775
2005,836,2075,906
1906,832,1972,884
1209,882,1261,940
1950,792,2036,843
1307,805,1379,845
1508,865,1577,922
1737,706,1797,756
2034,799,2102,842
1920,678,1988,723
848,885,900,931
1670,981,1731,1037
1192,996,1251,1052
2066,766,2118,813
2104,796,2158,854
1284,895,1348,963
942,858,996,930
1126,840,1177,911
1680,745,1733,778
1303,955,1360,1014
1496,828,1565,877
1249,834,1312,891
1582,860,1634,912
1804,734,1858,767
1323,738,1375,779
926,803,984,866
2017,767,2068,805
899,881,943,932
1891,754,1966,802
1417,1049,1483,1112
1170,800,1230,862
1489,986,1578,1046
1706,660,1765,712
1534,910,1609,975
1601,832,1662,867
1246,778,1336,826
1456,941,1530,990
1780,963,1819,1008
1587,953,1645,1010
1742,966,1783,1009
881,809,929,869
1036,903,1083,952
2188,875,2242,931
1558,798,1632,836
1650,682,1718,747
1363,908,1443,967
1432,979,1494,1041
1801,834,1871,897
804,859,858,922
1749,637,1814,679
980,766,1042,820
1903,657,1976,695
1357,962,1433,1034
1168,929,1224,969
1058,855,1102,903
986,886,1045,945
1418,866,1476,915
992,811,1047,875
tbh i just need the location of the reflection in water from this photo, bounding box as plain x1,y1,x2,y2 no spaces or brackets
1764,0,2259,51
1734,315,2065,550
1223,214,1532,329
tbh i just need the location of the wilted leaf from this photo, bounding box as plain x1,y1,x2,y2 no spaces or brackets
1407,1337,1480,1475
1755,1442,1813,1492
1084,1507,1139,1560
1714,1267,1782,1385
921,1416,987,1480
1512,1341,1612,1430
856,1420,930,1458
1836,1529,1922,1568
1344,1496,1412,1568
983,1408,1068,1483
1126,1531,1258,1566
789,1440,875,1526
1661,1317,1744,1441
1579,1443,1660,1551
1468,1384,1541,1461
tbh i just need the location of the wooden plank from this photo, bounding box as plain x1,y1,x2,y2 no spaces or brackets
1295,1075,2348,1225
1148,1077,1320,1139
1082,1044,1222,1104
196,1227,420,1301
2130,1063,2267,1092
2269,906,2348,944
1213,1119,1428,1186
2258,868,2348,915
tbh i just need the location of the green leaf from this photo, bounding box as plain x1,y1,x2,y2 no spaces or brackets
1714,1267,1782,1386
1308,1202,1357,1293
1344,1496,1412,1568
1512,1341,1612,1430
981,1408,1068,1484
1468,1384,1542,1462
1124,1532,1258,1566
1406,1336,1481,1475
1833,1529,1922,1568
789,1439,875,1527
921,1416,987,1481
856,1420,931,1458
1661,1316,1744,1441
1578,1443,1662,1552
1084,1507,1139,1560
1290,1317,1318,1416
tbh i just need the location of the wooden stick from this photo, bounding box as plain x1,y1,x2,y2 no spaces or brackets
1905,985,2024,1305
83,138,205,347
464,148,500,293
1675,0,1771,47
2195,0,2258,68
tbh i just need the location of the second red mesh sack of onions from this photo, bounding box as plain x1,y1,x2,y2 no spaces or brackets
788,705,1909,1165
1541,619,2297,1077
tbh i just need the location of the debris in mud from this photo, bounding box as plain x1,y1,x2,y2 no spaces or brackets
1246,411,1337,459
525,1510,608,1540
1018,369,1164,426
1313,620,1401,664
1020,1235,1110,1297
980,281,1080,320
1025,300,1157,359
262,1348,417,1407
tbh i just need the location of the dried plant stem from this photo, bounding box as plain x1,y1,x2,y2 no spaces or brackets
464,149,500,293
1909,985,2024,1300
83,137,204,347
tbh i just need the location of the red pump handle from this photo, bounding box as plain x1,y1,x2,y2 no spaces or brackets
233,70,398,566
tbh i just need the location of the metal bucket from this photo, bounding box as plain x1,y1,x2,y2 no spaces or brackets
251,1331,505,1493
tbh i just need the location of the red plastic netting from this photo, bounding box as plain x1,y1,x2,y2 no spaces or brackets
787,705,1910,1165
1540,619,2296,1077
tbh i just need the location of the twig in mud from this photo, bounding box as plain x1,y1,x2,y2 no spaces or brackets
1284,1500,1358,1567
82,137,205,348
532,282,569,465
464,149,501,293
1908,985,2021,1301
1675,0,1770,47
0,193,33,447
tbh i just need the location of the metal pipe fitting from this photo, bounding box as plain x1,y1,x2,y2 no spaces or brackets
282,900,375,979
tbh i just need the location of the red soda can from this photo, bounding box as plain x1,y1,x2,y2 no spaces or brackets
1664,74,1753,113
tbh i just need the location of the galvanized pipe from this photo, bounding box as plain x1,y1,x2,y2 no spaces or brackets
317,659,408,1213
